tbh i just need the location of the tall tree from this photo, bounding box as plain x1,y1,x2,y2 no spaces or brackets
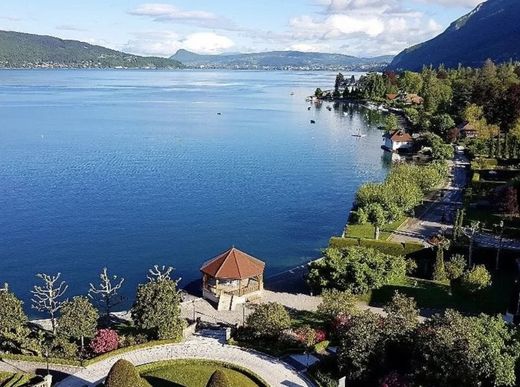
131,266,184,340
31,273,68,334
89,268,124,321
58,296,98,351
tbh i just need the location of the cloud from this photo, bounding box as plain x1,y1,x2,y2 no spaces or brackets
123,31,235,56
129,3,238,30
413,0,482,7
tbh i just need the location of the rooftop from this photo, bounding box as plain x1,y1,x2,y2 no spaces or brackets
200,247,265,280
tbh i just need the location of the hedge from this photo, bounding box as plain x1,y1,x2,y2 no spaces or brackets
329,237,425,257
137,359,269,387
0,338,181,368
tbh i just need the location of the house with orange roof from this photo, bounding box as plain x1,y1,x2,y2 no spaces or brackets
200,247,265,311
383,130,414,153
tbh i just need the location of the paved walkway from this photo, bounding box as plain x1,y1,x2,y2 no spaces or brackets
389,151,469,244
55,330,315,387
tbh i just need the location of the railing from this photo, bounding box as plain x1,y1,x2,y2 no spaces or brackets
206,283,260,297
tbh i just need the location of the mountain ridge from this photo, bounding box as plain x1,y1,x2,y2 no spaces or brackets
388,0,520,71
0,30,183,69
171,49,393,71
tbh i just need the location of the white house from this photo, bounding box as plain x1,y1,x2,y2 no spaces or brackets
383,130,414,152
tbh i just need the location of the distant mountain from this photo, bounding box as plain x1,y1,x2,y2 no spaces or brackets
0,30,183,69
388,0,520,71
171,49,393,71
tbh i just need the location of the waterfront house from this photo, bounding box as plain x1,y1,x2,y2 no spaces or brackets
200,247,265,311
383,130,414,152
448,121,478,141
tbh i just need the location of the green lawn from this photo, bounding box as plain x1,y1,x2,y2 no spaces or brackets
363,273,515,315
346,217,407,241
0,372,13,383
138,360,266,387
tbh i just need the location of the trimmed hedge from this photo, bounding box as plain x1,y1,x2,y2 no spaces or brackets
329,237,425,257
105,359,144,387
0,338,181,368
137,359,269,387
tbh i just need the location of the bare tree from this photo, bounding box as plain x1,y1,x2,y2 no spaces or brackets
31,273,68,334
147,265,175,282
88,268,124,319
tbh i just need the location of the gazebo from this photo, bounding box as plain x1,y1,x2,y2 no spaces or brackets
200,247,265,311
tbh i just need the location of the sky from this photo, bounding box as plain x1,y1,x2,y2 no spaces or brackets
0,0,484,57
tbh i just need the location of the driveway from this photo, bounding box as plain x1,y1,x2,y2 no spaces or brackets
55,330,315,387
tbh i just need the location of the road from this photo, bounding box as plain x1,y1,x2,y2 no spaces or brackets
389,151,469,245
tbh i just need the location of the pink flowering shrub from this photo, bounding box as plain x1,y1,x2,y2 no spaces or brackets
90,329,119,354
314,329,327,343
379,372,409,387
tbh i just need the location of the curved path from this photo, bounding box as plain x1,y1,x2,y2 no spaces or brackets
56,330,315,387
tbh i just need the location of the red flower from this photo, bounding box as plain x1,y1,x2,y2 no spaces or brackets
90,329,119,354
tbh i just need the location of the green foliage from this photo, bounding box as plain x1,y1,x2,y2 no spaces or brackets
131,277,184,341
445,254,467,280
399,71,423,94
58,296,98,345
424,132,455,160
404,107,420,126
431,113,455,136
413,310,519,387
383,292,419,338
0,287,27,335
246,303,291,338
317,289,357,320
461,265,492,294
105,359,144,387
385,115,399,131
314,88,323,98
337,311,383,382
206,370,230,387
50,335,78,359
329,237,425,257
307,247,406,294
359,73,386,100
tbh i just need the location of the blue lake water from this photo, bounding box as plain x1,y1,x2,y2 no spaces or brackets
0,69,389,311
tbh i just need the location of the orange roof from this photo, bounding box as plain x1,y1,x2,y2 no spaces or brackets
386,93,398,100
200,247,265,279
386,130,413,142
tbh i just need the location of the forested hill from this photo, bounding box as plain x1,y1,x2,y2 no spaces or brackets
171,49,393,71
0,30,183,69
388,0,520,71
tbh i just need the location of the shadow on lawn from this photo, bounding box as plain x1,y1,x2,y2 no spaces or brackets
143,376,184,387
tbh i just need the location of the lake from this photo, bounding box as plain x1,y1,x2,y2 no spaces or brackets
0,69,389,311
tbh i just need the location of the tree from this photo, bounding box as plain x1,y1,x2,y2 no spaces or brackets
105,359,144,387
58,296,98,351
399,71,423,94
498,186,519,216
338,310,383,382
314,88,323,98
0,285,27,335
366,203,389,240
31,273,68,334
317,289,357,321
89,268,124,320
90,328,119,354
385,114,399,132
431,114,455,137
131,268,184,340
206,370,230,387
413,310,519,387
383,292,419,338
431,237,450,282
461,265,492,294
307,247,406,295
445,254,467,281
246,302,291,338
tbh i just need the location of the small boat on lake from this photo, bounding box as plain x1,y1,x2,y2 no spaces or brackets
352,130,367,138
310,120,316,124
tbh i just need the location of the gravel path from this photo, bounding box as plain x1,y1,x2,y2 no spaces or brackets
55,330,315,387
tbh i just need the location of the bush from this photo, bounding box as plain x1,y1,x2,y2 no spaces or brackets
206,369,230,387
90,329,119,355
308,247,406,294
317,289,357,321
105,359,144,387
405,258,418,276
461,265,492,294
445,254,467,281
329,237,425,257
246,303,291,338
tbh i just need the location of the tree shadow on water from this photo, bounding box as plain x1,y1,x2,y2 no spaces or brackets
143,376,185,387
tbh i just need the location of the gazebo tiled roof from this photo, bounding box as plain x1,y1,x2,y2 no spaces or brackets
200,247,265,280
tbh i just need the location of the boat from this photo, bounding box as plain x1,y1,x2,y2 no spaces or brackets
343,112,348,116
352,130,366,138
310,120,316,124
290,92,294,96
326,106,332,111
308,107,311,111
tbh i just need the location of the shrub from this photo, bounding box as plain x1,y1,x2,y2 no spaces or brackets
317,289,357,321
51,336,78,359
328,238,425,257
105,359,143,387
405,258,418,276
90,329,119,355
206,369,230,387
445,254,467,281
246,303,291,338
461,265,492,294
